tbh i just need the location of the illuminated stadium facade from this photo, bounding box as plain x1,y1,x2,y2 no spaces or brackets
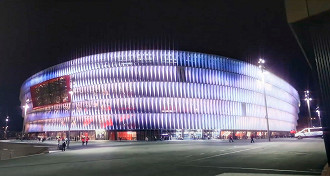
20,50,300,140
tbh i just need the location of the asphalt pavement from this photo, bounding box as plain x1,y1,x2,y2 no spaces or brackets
0,138,326,176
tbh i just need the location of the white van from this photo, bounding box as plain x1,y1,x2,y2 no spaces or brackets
295,127,323,139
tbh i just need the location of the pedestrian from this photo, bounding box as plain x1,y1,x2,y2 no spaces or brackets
250,133,255,143
62,141,66,151
57,137,61,145
228,134,234,143
82,137,85,145
290,129,296,138
86,136,89,146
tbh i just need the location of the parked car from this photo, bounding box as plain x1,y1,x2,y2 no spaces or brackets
295,127,323,139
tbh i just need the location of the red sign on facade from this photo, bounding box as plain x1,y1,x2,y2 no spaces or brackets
30,75,71,109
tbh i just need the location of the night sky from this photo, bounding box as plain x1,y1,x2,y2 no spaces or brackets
0,0,315,131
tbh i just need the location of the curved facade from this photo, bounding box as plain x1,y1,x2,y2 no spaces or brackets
20,50,300,139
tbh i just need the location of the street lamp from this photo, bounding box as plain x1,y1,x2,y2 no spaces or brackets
316,106,321,127
5,116,9,139
304,90,312,128
67,90,73,148
22,99,30,140
258,58,270,142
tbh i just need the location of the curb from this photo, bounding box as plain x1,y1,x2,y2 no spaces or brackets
0,146,49,161
0,150,49,161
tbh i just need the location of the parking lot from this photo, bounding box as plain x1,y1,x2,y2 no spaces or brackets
0,138,326,176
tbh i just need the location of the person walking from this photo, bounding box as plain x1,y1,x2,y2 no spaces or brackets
62,141,66,151
228,134,234,143
86,136,89,146
250,133,255,143
82,137,85,146
290,129,296,138
57,137,61,150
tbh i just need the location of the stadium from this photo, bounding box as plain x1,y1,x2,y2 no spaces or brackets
20,50,300,140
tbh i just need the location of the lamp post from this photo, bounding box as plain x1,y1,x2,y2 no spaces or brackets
67,90,73,148
22,99,30,140
5,116,9,139
316,106,321,127
258,58,270,142
304,90,312,128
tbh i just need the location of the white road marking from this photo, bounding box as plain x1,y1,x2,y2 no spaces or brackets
180,165,321,174
191,146,262,161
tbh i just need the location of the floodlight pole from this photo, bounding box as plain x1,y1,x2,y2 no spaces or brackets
68,90,73,148
304,91,312,128
258,59,270,142
316,107,321,127
5,116,9,139
21,99,29,141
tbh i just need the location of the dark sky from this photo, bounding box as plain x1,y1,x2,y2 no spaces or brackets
0,0,313,131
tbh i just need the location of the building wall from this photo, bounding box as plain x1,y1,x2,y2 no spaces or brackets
20,50,300,132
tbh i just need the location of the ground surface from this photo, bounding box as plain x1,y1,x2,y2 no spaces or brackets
0,138,326,176
0,142,49,160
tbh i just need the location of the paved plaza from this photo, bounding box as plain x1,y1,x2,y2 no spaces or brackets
0,138,326,176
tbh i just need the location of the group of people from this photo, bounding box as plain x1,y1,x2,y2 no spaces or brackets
57,137,68,151
81,136,89,146
57,136,90,151
227,133,255,143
